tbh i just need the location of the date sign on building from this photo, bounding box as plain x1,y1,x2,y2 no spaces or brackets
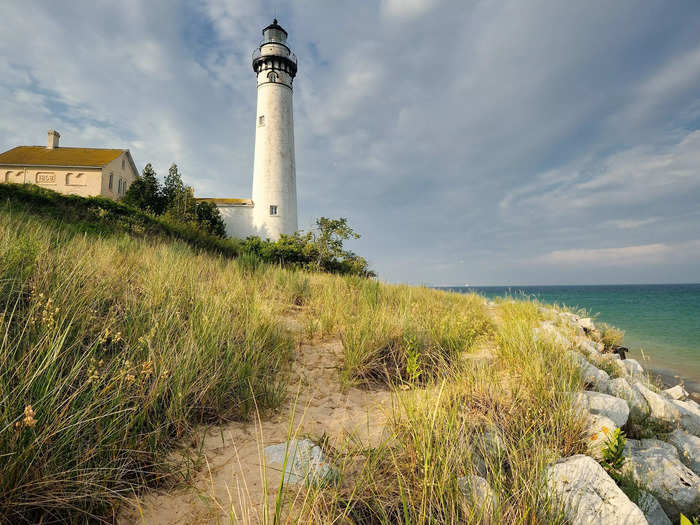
36,173,56,184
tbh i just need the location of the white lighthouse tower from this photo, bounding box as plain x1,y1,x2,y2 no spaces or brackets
251,19,298,240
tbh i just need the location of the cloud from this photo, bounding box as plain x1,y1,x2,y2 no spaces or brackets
1,0,700,285
533,240,700,267
500,129,700,222
381,0,440,18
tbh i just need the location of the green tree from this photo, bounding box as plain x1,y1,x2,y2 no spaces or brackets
195,200,227,238
311,217,360,270
162,163,185,208
123,163,165,214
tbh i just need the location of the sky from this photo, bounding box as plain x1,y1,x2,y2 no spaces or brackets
1,0,700,285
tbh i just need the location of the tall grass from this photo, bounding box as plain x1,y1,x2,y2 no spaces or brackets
0,211,293,522
299,279,492,386
280,301,588,524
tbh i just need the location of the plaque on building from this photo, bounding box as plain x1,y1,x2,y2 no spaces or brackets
36,173,56,184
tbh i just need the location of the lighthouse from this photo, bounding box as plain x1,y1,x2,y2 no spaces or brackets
251,19,298,239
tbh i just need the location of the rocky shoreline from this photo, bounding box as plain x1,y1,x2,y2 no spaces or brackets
538,308,700,524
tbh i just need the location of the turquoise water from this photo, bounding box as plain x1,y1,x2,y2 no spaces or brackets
443,284,700,389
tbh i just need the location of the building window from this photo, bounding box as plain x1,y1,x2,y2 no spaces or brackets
267,71,278,83
119,179,123,194
269,205,278,216
122,158,125,169
258,115,265,126
109,173,113,190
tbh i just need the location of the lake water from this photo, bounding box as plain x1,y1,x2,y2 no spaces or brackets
443,284,700,391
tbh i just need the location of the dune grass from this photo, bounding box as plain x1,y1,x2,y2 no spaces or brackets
272,300,588,524
0,211,293,522
1,200,591,523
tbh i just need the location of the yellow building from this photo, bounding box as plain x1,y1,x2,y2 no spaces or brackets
0,130,139,200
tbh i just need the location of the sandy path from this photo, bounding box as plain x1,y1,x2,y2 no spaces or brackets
120,337,392,524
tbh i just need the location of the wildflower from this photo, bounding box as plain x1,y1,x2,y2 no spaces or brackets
23,405,37,427
141,361,153,378
125,373,136,383
161,369,170,379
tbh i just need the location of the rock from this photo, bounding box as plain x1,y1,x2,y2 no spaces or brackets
622,438,700,521
264,438,335,485
546,455,648,524
635,382,681,425
623,359,645,377
670,398,700,435
598,354,627,378
458,474,497,521
637,491,672,525
585,414,619,460
537,321,571,348
668,429,700,476
578,317,596,332
663,384,688,400
608,377,650,422
576,336,602,359
568,351,611,392
575,391,629,428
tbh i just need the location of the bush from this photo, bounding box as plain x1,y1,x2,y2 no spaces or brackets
239,218,375,277
599,322,625,351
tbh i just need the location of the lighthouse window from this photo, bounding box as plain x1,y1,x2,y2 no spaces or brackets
267,71,278,83
269,205,278,216
258,115,265,126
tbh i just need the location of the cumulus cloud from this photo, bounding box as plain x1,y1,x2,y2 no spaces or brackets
1,0,700,284
533,240,700,267
381,0,440,18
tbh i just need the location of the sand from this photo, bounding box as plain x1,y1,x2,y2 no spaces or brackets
119,335,392,524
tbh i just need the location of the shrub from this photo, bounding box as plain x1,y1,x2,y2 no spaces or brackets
598,322,625,351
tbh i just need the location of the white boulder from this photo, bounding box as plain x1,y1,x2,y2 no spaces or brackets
623,359,645,377
578,317,596,332
622,438,700,521
635,382,681,425
637,491,672,525
538,321,571,348
576,336,602,359
585,414,620,460
264,438,335,485
668,429,700,476
670,398,700,435
546,455,648,524
664,384,689,401
608,377,650,422
458,474,498,522
575,391,629,428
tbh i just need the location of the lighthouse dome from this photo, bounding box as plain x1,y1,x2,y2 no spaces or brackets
262,19,288,44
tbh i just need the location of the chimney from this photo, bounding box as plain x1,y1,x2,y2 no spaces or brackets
47,129,60,149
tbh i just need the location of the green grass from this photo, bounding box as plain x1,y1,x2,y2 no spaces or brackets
267,301,588,524
0,183,241,258
0,212,292,522
0,185,596,523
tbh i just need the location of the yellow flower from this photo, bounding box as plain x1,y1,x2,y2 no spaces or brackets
23,405,37,427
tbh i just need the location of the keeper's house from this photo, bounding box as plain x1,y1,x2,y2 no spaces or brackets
0,130,139,200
